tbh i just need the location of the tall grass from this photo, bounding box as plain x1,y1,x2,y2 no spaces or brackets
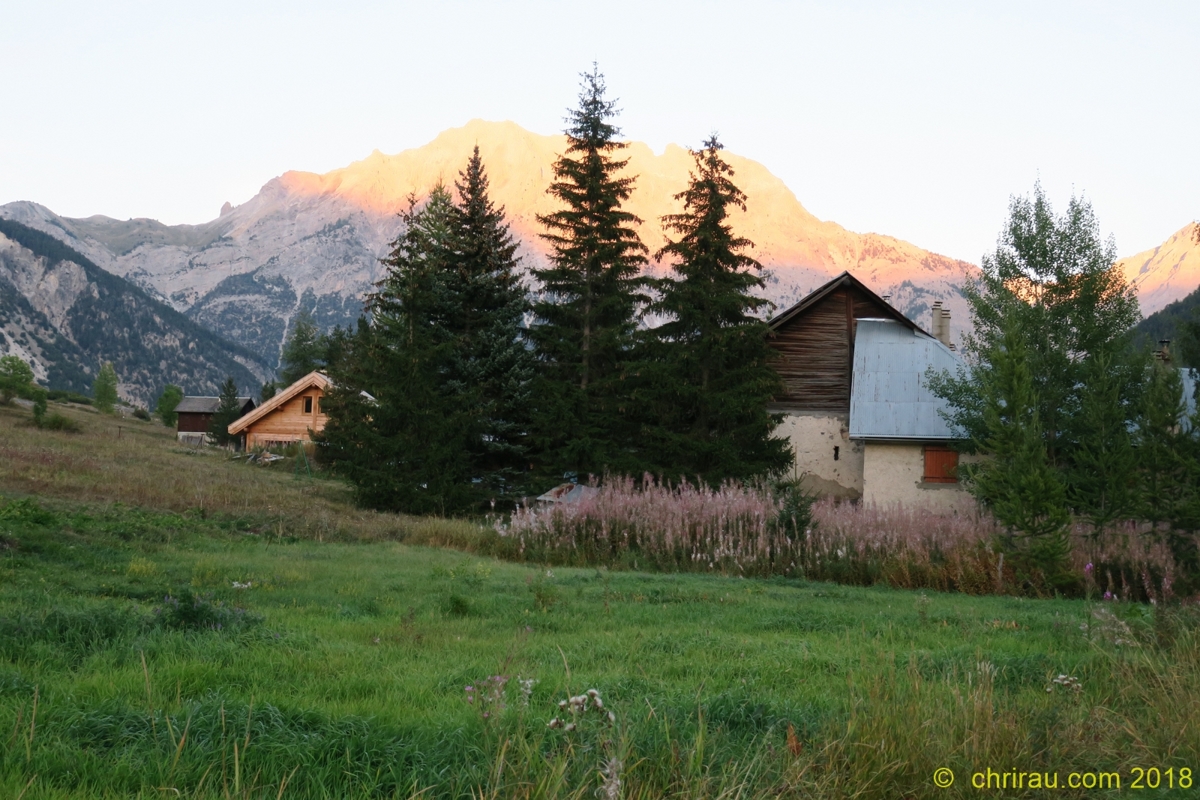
499,479,1193,600
501,475,793,576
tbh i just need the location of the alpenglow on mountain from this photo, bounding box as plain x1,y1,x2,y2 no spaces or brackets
12,119,1189,368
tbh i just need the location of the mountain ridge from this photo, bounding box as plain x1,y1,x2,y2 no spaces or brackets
0,218,271,406
3,120,1195,365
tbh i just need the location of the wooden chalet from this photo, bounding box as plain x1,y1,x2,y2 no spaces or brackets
175,395,256,445
767,271,923,415
227,371,331,450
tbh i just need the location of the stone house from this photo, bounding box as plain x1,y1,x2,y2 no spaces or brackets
767,271,974,512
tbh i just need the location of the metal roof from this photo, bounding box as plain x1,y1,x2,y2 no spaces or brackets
175,396,254,414
849,319,960,440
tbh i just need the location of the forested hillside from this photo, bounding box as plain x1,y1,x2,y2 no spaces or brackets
0,218,271,406
1137,281,1200,366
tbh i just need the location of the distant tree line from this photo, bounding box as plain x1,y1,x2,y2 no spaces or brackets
306,66,789,515
931,185,1200,589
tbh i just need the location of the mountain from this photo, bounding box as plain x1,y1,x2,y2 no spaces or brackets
0,218,271,406
1118,222,1200,318
1136,280,1200,366
0,121,978,362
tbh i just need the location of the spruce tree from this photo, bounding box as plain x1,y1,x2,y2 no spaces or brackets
279,309,325,385
1065,353,1138,537
93,362,119,413
319,189,477,514
207,377,243,448
447,146,535,493
530,65,649,478
968,324,1071,582
1134,359,1187,527
643,136,790,482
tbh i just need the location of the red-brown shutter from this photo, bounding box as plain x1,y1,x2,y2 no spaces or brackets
924,447,958,483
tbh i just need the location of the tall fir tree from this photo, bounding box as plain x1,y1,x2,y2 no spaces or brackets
446,147,535,493
530,65,649,478
1065,353,1139,537
643,136,790,483
1133,359,1195,566
319,188,478,514
967,324,1071,582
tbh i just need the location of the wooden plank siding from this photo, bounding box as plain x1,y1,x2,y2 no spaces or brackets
244,390,329,449
768,275,913,414
769,288,854,412
176,412,212,433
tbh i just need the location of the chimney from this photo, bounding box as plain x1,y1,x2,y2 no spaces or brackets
930,302,951,348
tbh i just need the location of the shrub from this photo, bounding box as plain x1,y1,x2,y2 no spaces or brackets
132,407,151,421
154,589,263,632
0,497,58,526
47,389,92,405
37,412,83,432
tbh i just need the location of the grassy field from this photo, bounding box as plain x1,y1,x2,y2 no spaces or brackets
2,402,1199,798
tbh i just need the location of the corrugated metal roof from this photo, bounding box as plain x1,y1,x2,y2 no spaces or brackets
849,319,960,440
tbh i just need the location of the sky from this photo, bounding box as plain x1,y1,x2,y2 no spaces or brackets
2,0,1197,265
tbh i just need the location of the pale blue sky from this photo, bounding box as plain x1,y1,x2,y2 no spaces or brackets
2,1,1196,264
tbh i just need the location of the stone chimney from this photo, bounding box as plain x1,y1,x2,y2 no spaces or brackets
930,302,952,348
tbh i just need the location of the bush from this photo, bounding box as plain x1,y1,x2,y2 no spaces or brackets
153,589,263,632
37,412,83,432
0,497,58,526
47,389,92,405
132,407,151,421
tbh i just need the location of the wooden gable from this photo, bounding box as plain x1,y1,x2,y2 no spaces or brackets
228,372,332,447
767,272,922,414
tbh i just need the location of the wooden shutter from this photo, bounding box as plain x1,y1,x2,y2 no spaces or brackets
923,447,958,483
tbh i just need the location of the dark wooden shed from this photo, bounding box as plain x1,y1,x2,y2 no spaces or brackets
175,395,256,443
766,272,925,414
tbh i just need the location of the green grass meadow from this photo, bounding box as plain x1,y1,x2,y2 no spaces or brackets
1,404,1199,798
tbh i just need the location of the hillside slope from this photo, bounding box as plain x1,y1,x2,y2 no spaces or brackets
0,219,271,405
0,120,977,361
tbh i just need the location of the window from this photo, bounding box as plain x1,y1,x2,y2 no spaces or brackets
303,396,313,414
923,446,958,483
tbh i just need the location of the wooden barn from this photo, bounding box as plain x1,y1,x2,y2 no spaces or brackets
175,395,256,446
767,271,973,511
227,371,332,450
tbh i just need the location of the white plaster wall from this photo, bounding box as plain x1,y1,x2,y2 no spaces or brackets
775,412,863,498
862,441,977,514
